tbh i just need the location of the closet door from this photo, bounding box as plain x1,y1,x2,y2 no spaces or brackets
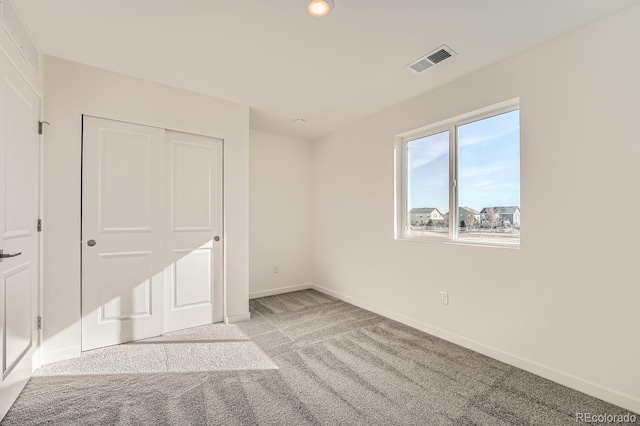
81,117,166,351
81,118,224,351
164,130,223,333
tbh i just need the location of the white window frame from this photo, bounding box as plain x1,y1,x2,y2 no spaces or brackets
395,98,520,248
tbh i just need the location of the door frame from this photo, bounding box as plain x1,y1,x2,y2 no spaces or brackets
79,114,227,348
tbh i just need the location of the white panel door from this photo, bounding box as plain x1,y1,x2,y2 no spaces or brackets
81,117,165,351
0,54,40,418
164,131,223,333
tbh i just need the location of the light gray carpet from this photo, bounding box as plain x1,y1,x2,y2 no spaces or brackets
35,324,277,376
2,289,638,425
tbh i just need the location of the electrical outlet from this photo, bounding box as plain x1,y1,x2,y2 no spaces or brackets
273,265,279,274
440,291,448,305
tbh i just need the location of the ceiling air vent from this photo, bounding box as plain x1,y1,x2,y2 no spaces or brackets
409,58,433,73
0,0,39,73
407,45,455,74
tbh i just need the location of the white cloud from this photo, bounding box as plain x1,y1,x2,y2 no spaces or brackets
458,124,519,149
459,160,516,179
408,132,449,170
458,110,520,148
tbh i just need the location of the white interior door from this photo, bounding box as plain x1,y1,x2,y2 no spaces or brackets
0,54,40,418
81,117,166,351
82,118,224,351
164,131,223,333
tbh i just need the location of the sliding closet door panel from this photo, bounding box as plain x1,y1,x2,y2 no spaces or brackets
81,117,165,351
164,131,223,333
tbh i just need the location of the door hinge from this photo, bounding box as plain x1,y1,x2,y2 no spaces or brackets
38,121,50,135
37,219,42,232
37,316,42,330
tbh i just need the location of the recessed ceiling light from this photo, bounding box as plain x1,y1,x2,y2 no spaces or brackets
307,0,334,17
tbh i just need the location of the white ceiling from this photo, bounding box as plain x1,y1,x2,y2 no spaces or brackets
13,0,640,141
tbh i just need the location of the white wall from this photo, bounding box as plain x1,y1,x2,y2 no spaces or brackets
249,130,312,298
42,56,250,364
311,4,640,413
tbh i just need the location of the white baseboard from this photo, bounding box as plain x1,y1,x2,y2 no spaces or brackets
310,283,640,415
249,283,313,299
41,346,81,367
225,312,251,324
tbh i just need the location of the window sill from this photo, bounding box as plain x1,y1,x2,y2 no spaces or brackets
397,235,520,250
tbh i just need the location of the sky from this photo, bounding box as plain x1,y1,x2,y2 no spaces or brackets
407,110,520,214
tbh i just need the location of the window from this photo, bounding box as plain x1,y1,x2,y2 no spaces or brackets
397,101,520,247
